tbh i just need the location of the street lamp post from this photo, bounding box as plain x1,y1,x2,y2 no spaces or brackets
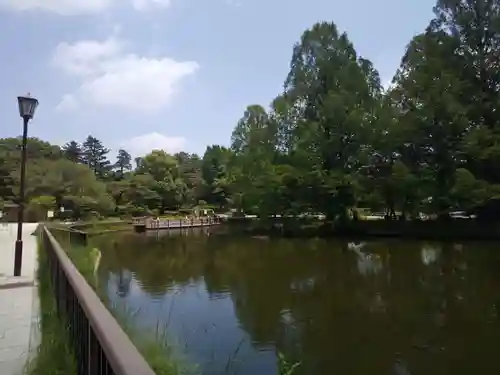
13,94,39,277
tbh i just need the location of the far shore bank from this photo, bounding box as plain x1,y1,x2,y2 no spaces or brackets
227,218,500,241
44,216,500,242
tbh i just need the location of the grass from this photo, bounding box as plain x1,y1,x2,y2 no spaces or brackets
59,235,189,375
23,236,77,375
69,220,133,234
109,304,195,375
277,352,301,375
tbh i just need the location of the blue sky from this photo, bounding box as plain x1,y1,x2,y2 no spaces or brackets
0,0,436,158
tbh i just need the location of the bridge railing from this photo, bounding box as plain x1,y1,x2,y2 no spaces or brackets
133,215,220,229
41,226,155,375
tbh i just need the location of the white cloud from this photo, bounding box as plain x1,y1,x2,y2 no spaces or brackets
53,37,124,76
53,36,199,112
120,132,186,157
0,0,172,14
131,0,171,11
0,0,113,15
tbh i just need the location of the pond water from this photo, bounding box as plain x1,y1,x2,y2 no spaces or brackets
90,228,500,375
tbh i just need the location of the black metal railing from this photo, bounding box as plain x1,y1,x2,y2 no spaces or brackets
41,226,155,375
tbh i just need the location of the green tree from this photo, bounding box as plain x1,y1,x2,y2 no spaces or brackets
391,31,469,215
25,159,115,219
82,135,111,179
283,22,381,221
136,150,178,181
0,154,14,202
135,150,187,212
175,152,203,205
431,0,500,185
114,149,132,177
121,174,161,215
230,105,278,214
62,141,83,163
201,145,232,207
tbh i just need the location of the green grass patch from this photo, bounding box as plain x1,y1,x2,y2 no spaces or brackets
24,235,77,375
69,220,133,234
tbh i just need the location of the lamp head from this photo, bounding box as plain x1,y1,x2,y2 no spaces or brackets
17,93,39,120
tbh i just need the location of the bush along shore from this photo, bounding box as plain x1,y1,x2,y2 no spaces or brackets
23,235,77,375
228,216,500,241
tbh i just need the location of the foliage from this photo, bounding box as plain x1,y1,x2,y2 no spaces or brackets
0,136,215,219
62,141,83,164
3,0,500,222
114,148,133,178
224,5,500,222
82,135,111,179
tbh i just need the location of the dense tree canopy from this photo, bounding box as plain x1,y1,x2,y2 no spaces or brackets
225,2,500,221
1,0,499,221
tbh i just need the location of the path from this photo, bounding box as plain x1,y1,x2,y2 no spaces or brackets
0,223,39,375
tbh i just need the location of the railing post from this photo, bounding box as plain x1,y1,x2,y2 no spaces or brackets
88,324,99,375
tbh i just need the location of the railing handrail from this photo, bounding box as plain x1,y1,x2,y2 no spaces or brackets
133,216,219,227
44,226,155,375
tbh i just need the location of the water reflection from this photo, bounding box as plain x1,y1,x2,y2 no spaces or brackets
421,244,440,265
348,241,383,275
114,269,133,297
90,232,500,375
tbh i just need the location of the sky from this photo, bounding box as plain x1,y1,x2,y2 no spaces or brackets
0,0,437,159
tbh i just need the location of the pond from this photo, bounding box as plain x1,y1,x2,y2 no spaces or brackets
90,228,500,375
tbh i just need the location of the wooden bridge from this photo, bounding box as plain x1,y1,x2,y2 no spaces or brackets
132,216,220,231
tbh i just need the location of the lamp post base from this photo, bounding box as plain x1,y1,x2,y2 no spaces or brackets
13,240,23,276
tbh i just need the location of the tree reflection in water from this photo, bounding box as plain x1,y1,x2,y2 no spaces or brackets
89,232,500,375
115,269,133,298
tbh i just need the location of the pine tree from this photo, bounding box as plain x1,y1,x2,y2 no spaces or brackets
62,141,83,163
114,149,132,178
81,135,111,179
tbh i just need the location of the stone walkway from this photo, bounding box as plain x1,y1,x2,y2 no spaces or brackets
0,223,39,375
